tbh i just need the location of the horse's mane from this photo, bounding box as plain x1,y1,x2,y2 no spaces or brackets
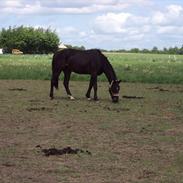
99,51,117,82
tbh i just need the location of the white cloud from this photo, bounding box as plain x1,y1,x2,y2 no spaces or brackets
85,3,183,49
36,0,152,11
152,11,166,25
0,1,182,49
57,26,88,44
151,4,183,42
93,13,131,34
57,26,79,37
167,4,183,16
152,4,183,25
124,34,145,41
5,0,23,7
92,12,150,44
157,26,183,34
0,0,151,15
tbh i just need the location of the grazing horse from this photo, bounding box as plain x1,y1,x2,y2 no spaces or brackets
50,49,121,103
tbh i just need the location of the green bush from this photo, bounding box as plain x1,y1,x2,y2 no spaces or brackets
0,26,60,54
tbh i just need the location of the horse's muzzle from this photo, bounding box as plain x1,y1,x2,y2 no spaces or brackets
112,96,119,103
109,90,119,103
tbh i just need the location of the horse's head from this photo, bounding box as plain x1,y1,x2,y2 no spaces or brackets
109,80,121,103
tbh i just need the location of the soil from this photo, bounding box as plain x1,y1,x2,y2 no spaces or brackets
0,80,183,183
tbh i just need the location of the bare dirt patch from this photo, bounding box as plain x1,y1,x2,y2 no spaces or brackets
8,88,27,91
36,146,92,156
0,80,183,183
122,95,144,99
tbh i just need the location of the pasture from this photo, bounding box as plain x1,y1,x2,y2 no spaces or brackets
0,53,183,83
0,80,183,183
0,52,183,182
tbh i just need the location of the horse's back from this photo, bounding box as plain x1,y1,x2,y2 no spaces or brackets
68,49,105,74
52,49,106,75
53,49,79,63
52,49,78,70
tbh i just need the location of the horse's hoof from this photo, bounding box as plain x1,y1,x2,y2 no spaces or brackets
94,98,99,101
87,98,91,101
68,95,75,100
50,97,54,100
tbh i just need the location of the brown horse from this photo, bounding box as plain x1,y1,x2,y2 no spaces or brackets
50,49,121,102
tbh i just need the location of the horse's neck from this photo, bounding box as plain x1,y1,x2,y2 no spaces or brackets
103,60,117,83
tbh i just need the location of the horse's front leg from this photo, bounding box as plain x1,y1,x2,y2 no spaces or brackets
93,76,98,101
63,71,74,100
50,78,54,99
86,75,98,101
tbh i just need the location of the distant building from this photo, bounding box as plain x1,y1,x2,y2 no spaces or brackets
12,49,23,55
0,48,3,54
58,43,67,49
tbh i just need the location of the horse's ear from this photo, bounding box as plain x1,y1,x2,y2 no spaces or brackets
118,80,121,83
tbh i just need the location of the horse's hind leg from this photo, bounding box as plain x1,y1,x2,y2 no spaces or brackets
50,69,62,99
63,70,74,100
86,76,93,100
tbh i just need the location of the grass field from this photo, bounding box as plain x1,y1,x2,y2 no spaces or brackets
0,53,183,84
0,80,183,183
0,52,183,182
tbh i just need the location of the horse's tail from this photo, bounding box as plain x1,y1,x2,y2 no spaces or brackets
51,56,59,90
52,76,59,90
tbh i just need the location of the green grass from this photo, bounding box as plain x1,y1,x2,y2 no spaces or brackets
0,53,183,83
0,54,52,80
106,53,183,84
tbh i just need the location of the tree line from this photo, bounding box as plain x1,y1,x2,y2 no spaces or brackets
0,26,182,55
0,26,60,54
102,46,183,55
65,44,86,51
62,45,183,55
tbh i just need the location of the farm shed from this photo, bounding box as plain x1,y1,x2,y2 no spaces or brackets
12,49,23,55
58,43,67,49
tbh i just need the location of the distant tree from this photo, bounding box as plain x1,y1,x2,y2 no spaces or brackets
0,26,60,54
141,49,150,54
0,31,2,47
112,45,183,54
163,47,168,54
174,46,179,54
168,47,175,54
65,44,85,50
151,46,159,54
178,45,183,55
100,49,108,52
118,49,127,53
130,48,139,53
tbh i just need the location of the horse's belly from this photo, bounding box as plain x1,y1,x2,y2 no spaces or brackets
72,68,89,74
69,63,90,74
68,60,102,75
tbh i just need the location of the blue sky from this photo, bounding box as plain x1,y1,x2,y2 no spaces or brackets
0,0,183,50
